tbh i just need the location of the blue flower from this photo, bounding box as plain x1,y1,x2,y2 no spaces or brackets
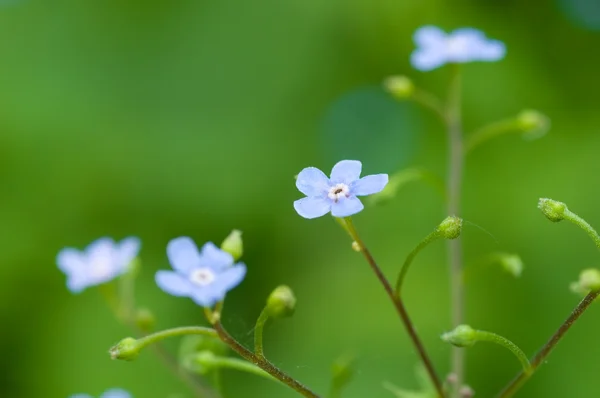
70,388,132,398
155,237,247,308
411,26,506,71
57,237,141,293
294,160,388,219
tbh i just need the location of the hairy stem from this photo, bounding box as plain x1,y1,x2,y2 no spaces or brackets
564,209,600,250
254,308,270,359
470,330,531,374
396,231,441,295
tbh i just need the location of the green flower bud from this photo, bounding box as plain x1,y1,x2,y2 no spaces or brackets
497,253,523,278
221,229,243,261
570,268,600,296
437,216,463,240
135,308,156,332
351,241,361,252
441,325,477,348
383,76,414,99
266,285,296,318
459,386,475,398
538,198,567,222
517,110,550,140
109,337,140,361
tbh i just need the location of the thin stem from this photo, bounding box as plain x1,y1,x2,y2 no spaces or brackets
446,64,465,392
464,119,521,153
134,326,218,352
254,308,270,359
470,330,531,374
413,89,448,122
395,231,441,295
188,354,277,382
564,210,600,250
497,290,600,398
341,217,445,398
213,321,321,398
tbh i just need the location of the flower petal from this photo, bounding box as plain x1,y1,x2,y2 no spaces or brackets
190,288,225,308
411,48,448,71
117,237,141,267
200,242,234,270
57,248,85,275
330,160,362,184
212,264,247,293
331,196,364,217
167,237,201,274
155,270,193,297
296,167,330,196
351,174,389,196
101,389,132,398
69,395,93,398
294,197,331,219
414,25,446,47
477,39,506,61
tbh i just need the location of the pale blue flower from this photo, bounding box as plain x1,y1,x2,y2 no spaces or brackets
411,26,506,71
156,237,247,307
70,388,131,398
57,237,140,293
294,160,388,219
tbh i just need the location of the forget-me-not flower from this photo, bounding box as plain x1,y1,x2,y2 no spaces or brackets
294,160,388,219
57,237,141,293
411,26,506,71
70,388,132,398
155,237,246,308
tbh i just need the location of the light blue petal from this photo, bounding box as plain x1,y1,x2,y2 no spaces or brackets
296,167,330,196
330,160,362,184
477,39,506,61
57,248,85,275
200,242,234,270
167,237,201,274
155,270,193,297
293,197,331,219
414,25,446,47
212,264,247,293
330,196,364,217
66,272,94,294
351,174,389,196
117,237,141,268
448,28,505,63
190,287,225,308
411,48,449,71
69,394,93,398
85,237,116,258
101,389,132,398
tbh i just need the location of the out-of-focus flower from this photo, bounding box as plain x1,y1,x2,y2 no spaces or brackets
294,160,388,219
57,237,140,293
411,26,506,71
70,388,132,398
155,237,246,308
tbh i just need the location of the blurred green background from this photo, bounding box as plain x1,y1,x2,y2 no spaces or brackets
2,0,600,397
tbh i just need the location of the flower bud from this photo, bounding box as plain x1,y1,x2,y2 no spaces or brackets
266,285,296,318
538,198,567,222
331,356,354,393
220,230,243,261
437,216,463,240
497,253,523,278
109,337,140,361
459,385,475,398
570,268,600,296
383,75,414,99
441,325,477,348
517,110,550,140
135,308,156,332
351,241,361,252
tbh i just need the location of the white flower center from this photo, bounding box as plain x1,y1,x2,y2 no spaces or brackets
446,36,468,55
328,183,350,202
190,268,216,286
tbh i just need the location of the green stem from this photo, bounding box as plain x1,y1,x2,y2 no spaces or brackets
134,326,218,352
464,119,521,153
446,64,465,394
395,231,441,296
254,308,270,359
471,330,531,373
341,217,445,398
213,321,321,398
189,354,277,382
412,89,448,122
497,290,600,398
563,209,600,250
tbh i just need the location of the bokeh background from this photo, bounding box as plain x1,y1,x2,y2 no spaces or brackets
2,0,600,397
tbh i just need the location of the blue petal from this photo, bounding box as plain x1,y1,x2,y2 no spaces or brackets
66,272,94,294
57,248,85,275
190,287,225,308
85,237,116,258
351,174,389,196
477,39,506,61
69,395,93,398
156,270,193,297
411,48,448,71
414,25,446,47
167,237,201,274
293,197,331,219
296,167,330,196
212,264,247,293
101,389,132,398
330,160,362,184
330,196,364,217
117,237,141,268
200,242,234,270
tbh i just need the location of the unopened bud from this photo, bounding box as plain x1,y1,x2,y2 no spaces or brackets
266,285,296,318
496,253,523,278
459,385,475,398
221,230,243,261
383,76,414,99
441,325,477,348
517,110,550,140
109,337,140,361
135,308,156,332
351,241,361,252
570,268,600,296
437,216,463,240
538,198,567,222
